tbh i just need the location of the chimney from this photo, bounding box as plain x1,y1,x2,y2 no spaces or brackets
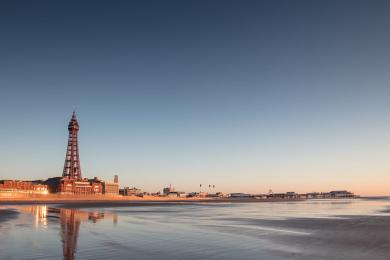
114,175,118,184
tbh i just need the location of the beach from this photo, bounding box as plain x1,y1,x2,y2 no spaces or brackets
0,195,303,206
1,198,390,260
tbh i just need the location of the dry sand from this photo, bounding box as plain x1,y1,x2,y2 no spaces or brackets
0,195,302,206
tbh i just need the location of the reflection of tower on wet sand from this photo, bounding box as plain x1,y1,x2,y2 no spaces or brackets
58,208,117,260
20,206,118,260
60,209,80,260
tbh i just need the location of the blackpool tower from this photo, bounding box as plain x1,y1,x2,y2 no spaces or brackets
62,112,82,180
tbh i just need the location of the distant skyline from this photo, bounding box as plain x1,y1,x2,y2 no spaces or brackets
0,0,389,196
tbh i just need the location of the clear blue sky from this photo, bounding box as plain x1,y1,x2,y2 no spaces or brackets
0,0,389,195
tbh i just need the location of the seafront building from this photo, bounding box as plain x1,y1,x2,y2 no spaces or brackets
103,175,120,196
161,185,187,197
119,187,143,196
162,184,175,195
0,180,48,195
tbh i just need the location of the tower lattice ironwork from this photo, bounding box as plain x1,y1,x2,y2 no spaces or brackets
62,111,82,180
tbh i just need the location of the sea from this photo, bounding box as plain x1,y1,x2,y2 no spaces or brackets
1,198,390,260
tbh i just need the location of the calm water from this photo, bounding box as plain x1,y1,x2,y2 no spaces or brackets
1,199,390,260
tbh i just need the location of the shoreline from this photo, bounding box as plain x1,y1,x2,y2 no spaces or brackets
0,196,304,206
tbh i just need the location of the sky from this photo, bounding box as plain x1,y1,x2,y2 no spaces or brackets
0,0,389,196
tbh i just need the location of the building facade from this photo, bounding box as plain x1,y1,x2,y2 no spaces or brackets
120,187,142,196
0,180,48,195
103,175,119,196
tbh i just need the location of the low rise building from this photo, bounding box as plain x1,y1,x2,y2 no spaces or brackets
230,193,252,198
253,194,268,199
0,180,48,195
329,190,356,198
103,175,119,196
187,191,208,197
166,191,187,198
163,185,175,195
104,182,119,195
45,177,103,195
119,187,142,196
267,193,286,199
286,192,299,199
206,192,225,198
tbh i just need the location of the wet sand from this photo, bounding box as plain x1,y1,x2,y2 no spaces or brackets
295,214,390,258
0,209,19,224
218,213,390,259
1,199,390,259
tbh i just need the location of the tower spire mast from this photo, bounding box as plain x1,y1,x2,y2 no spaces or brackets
62,111,82,180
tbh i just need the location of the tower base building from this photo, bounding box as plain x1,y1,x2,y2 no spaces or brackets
45,177,103,195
